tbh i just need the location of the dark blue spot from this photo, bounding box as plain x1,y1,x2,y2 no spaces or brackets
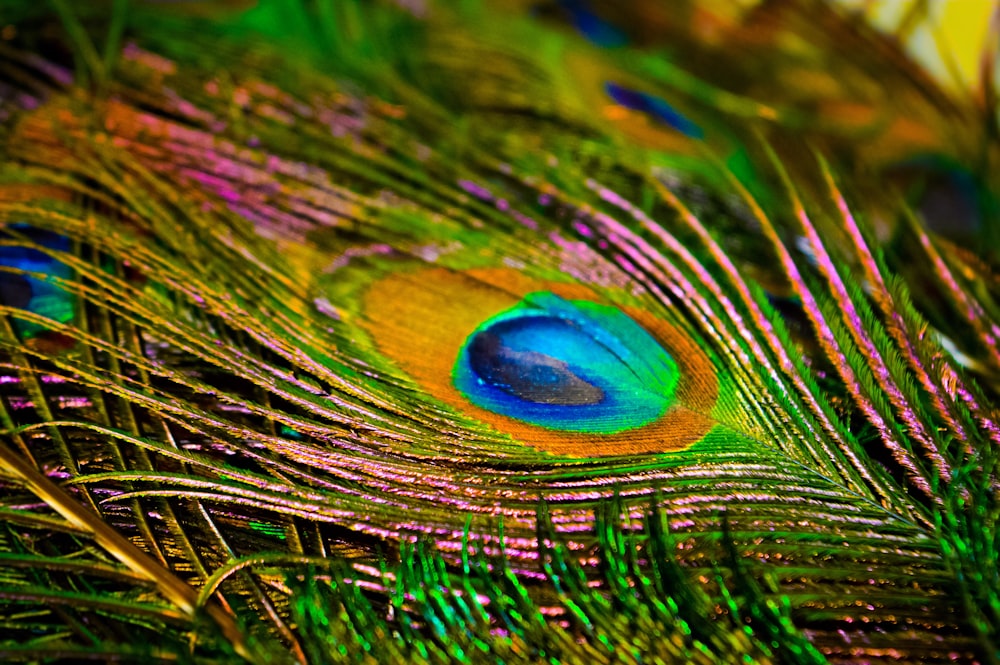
454,292,679,434
468,318,605,406
0,225,74,339
605,81,704,139
560,1,628,47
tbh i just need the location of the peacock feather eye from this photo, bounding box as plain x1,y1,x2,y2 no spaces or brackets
0,225,74,341
453,291,679,433
361,266,719,456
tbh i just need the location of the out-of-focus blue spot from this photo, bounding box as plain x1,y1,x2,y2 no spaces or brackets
605,81,704,138
561,1,628,47
0,225,75,340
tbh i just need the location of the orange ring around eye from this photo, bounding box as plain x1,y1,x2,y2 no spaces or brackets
361,266,717,457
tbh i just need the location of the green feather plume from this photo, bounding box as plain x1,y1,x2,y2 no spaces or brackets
0,0,998,662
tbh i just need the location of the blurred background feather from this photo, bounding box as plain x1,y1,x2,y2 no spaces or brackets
0,0,998,663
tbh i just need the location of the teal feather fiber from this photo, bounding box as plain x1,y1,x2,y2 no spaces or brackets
0,0,998,663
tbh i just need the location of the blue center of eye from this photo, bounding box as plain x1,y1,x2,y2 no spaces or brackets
453,292,679,434
467,317,607,406
0,225,74,340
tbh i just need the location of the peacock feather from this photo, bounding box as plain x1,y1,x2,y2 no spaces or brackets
0,0,998,662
